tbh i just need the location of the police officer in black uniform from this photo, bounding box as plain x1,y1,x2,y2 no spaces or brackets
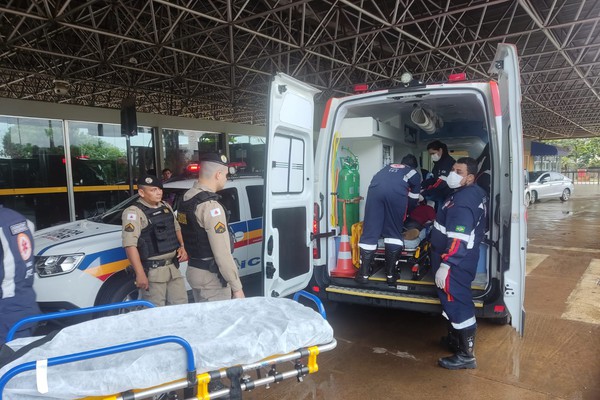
178,153,244,302
0,206,40,346
421,140,456,205
122,175,188,307
430,157,488,370
355,155,421,285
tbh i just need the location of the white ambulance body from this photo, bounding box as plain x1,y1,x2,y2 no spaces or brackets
263,44,527,334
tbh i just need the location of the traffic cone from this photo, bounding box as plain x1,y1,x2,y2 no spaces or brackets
331,203,355,278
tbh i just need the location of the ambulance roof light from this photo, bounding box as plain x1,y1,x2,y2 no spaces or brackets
448,73,467,82
353,84,369,94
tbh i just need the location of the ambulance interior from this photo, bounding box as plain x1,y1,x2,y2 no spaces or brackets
329,89,493,291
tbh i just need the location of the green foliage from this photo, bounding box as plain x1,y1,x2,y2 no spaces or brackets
548,138,600,169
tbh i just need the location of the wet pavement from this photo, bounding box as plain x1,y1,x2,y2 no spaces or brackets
247,184,600,400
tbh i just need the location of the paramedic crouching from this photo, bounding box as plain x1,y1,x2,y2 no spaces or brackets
0,206,40,346
178,153,245,301
355,154,421,285
431,157,487,370
122,175,188,307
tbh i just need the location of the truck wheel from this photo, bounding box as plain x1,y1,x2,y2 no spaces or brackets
95,275,140,316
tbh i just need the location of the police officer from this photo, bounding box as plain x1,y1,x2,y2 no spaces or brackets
430,157,488,370
421,140,456,204
122,175,188,307
178,153,245,302
355,154,421,285
0,206,40,346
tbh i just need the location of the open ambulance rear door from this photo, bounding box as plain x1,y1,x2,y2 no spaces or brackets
489,44,527,335
262,73,320,298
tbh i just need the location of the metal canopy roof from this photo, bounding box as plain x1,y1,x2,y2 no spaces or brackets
1,0,599,139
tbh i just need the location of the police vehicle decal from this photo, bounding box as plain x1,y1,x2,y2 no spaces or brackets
231,218,263,249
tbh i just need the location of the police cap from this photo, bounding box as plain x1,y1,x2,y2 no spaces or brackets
137,174,163,189
199,152,228,166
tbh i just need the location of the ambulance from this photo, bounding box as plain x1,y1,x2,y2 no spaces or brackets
262,44,527,334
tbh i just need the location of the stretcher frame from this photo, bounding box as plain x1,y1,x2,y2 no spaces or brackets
0,291,336,400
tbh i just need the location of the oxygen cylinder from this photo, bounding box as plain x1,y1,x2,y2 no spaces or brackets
337,155,360,229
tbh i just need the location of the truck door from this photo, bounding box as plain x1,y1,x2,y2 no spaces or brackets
489,43,527,334
263,73,320,298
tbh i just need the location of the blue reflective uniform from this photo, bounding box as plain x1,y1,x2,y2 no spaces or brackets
421,153,456,203
431,184,487,329
359,164,421,250
0,207,40,345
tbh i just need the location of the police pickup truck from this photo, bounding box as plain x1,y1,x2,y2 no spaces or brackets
32,176,264,311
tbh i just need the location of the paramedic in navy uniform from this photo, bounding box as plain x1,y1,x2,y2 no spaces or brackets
0,206,40,346
355,154,421,285
421,140,455,204
122,175,188,307
431,157,487,370
178,153,245,302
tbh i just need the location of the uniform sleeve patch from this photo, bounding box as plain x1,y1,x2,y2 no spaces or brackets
126,213,137,220
210,208,222,217
10,221,29,235
177,213,187,224
124,223,135,232
214,221,226,234
455,225,466,233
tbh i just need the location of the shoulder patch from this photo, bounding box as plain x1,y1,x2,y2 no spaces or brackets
126,213,136,220
10,221,29,235
210,208,222,217
177,212,187,224
214,221,226,234
124,223,135,232
455,225,466,233
17,233,32,260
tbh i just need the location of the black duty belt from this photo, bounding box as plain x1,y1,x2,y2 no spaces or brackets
142,258,175,269
188,257,215,271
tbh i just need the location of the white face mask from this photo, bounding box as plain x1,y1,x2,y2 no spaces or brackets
446,171,464,189
431,153,441,162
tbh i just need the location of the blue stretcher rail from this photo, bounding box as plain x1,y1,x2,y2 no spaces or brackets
293,290,327,319
6,300,155,342
0,335,195,397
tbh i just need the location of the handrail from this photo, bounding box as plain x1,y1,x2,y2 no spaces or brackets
6,300,155,342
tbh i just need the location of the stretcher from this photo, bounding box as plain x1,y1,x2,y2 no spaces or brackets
0,292,336,400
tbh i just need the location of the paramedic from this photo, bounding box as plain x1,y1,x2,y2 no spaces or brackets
178,153,245,301
430,157,488,370
421,140,455,204
355,154,421,285
122,175,188,307
0,206,40,345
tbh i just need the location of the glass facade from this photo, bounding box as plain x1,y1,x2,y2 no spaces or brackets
0,116,68,227
0,116,154,229
1,114,264,230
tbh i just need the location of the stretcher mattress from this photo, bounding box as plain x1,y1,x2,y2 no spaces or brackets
1,297,334,399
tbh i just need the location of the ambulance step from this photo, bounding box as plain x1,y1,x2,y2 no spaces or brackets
325,285,484,308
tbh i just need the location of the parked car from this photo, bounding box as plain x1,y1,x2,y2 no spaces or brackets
32,175,264,312
528,171,574,203
524,170,531,207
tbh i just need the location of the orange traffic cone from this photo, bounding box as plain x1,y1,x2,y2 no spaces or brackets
331,203,355,278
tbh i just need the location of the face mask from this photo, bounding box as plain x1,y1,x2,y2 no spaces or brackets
446,171,464,189
431,153,441,162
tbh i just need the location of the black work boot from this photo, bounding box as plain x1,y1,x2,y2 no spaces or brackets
355,248,375,284
384,244,402,285
440,320,460,353
438,326,477,370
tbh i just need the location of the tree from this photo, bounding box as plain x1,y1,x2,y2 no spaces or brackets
547,138,600,169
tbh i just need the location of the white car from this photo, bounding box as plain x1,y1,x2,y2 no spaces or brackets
32,176,264,311
528,171,574,203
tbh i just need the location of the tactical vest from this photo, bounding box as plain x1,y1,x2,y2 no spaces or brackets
177,190,232,264
133,201,179,259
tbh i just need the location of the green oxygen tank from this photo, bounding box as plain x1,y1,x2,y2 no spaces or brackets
337,153,360,229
